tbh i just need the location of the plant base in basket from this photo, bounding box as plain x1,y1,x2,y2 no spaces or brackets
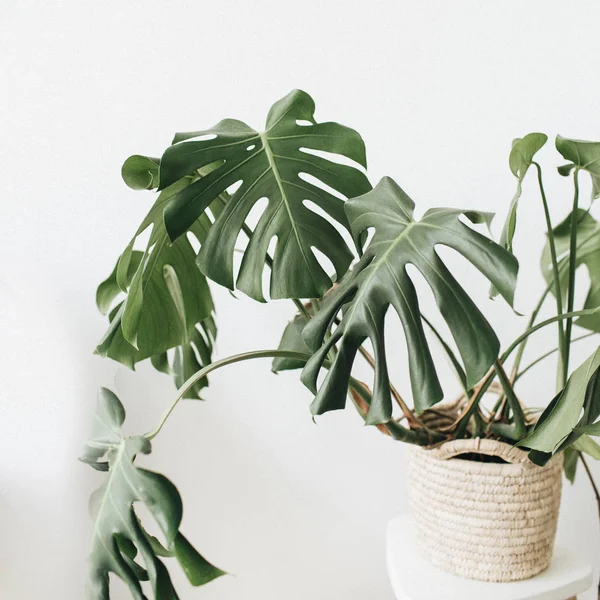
408,438,563,583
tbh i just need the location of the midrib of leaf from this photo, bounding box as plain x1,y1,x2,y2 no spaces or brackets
259,131,318,290
337,222,416,335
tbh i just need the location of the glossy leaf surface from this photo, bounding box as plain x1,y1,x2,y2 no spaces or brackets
301,177,518,423
158,89,371,301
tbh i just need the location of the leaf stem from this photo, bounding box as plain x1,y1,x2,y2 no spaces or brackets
145,350,311,440
515,332,596,382
502,308,600,364
564,169,580,377
493,360,526,437
533,162,566,386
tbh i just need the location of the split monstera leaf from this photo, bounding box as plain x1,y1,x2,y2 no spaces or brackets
301,177,518,423
81,389,224,599
96,89,371,395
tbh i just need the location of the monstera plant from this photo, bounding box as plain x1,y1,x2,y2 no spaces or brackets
83,90,600,598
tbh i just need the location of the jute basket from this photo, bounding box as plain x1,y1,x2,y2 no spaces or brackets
407,438,563,582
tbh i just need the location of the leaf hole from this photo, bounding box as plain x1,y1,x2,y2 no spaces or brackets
187,133,217,143
132,224,152,252
299,147,366,172
246,144,256,151
311,246,335,280
296,119,313,126
298,172,346,202
302,199,356,258
186,232,201,254
226,180,243,196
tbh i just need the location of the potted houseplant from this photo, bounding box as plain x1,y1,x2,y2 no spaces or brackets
82,90,600,599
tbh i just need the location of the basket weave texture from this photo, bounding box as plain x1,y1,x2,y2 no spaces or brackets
407,438,563,582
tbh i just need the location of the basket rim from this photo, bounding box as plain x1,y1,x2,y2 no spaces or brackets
410,438,562,472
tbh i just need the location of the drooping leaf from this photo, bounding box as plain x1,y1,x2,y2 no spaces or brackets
96,175,217,393
122,155,161,191
499,133,547,253
520,347,600,453
272,311,312,372
542,209,600,332
556,136,600,200
81,388,225,600
157,89,371,301
301,177,518,423
563,448,578,483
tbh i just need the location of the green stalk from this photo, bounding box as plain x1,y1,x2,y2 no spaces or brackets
510,284,552,380
454,308,600,438
533,162,566,386
421,313,470,396
493,360,526,437
564,169,580,376
146,350,311,440
502,307,600,362
515,332,596,382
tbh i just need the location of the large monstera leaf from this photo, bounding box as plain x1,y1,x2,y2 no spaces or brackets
157,89,372,301
542,209,600,333
96,176,217,396
81,389,224,599
301,177,518,423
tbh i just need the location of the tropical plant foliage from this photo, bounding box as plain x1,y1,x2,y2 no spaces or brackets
158,89,371,301
81,389,224,599
301,176,518,423
88,92,600,600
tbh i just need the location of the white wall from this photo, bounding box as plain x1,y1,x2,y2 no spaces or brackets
2,1,600,598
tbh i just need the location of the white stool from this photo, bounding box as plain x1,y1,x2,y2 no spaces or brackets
386,514,593,600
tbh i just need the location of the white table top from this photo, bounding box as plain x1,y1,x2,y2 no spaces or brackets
386,514,593,600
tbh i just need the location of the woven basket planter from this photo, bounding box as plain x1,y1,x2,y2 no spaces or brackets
407,438,563,582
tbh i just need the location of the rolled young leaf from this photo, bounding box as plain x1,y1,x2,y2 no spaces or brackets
81,389,224,600
158,89,372,301
301,176,518,423
121,155,160,190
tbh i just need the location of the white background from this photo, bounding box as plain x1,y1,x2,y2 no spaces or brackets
2,1,600,598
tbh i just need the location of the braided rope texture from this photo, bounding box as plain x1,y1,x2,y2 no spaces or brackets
407,439,563,582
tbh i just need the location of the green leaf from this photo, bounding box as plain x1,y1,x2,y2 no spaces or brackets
122,155,161,190
556,135,600,183
542,209,600,332
272,312,312,372
96,176,217,396
158,89,372,301
82,389,225,600
520,347,600,453
301,177,518,423
563,447,579,483
499,133,547,253
571,434,600,459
